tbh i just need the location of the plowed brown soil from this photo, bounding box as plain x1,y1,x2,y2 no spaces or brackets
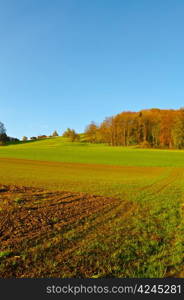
0,184,121,277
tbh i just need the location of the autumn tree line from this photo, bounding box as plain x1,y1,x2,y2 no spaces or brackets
1,108,184,148
84,108,184,149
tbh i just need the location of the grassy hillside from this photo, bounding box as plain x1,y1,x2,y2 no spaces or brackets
0,137,178,196
1,137,184,277
0,137,184,167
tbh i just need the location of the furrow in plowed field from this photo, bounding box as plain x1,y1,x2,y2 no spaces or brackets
0,184,124,277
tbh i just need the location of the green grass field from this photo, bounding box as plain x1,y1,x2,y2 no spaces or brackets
1,136,184,167
0,137,184,277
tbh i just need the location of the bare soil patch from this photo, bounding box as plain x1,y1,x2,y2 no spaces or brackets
0,184,120,277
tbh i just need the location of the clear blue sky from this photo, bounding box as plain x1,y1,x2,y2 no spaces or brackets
1,0,184,139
